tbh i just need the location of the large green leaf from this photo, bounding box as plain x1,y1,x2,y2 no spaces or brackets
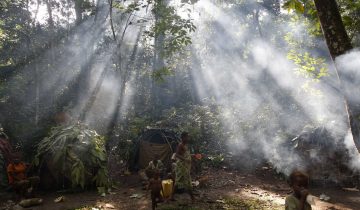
283,0,305,14
35,123,110,190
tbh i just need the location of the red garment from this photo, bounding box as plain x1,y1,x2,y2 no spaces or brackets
7,162,27,184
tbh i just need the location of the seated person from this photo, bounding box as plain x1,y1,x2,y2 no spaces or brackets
285,170,312,210
0,131,13,188
146,154,164,179
0,131,13,164
7,154,39,197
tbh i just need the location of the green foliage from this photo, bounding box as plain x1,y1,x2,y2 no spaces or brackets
151,1,196,58
286,49,328,80
159,103,226,155
283,0,360,43
113,1,141,13
34,123,110,191
283,0,304,14
111,0,196,81
338,0,360,46
283,0,321,36
284,25,329,88
113,0,196,58
152,66,174,83
112,117,153,142
0,0,33,66
115,103,226,160
110,117,151,168
128,117,153,138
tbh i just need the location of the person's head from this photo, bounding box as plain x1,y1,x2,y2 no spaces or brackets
288,170,309,196
181,132,189,144
13,158,21,164
12,153,22,164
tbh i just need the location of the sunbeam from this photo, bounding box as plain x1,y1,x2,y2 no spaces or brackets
1,0,360,208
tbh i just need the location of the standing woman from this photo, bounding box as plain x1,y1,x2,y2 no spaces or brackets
173,132,194,201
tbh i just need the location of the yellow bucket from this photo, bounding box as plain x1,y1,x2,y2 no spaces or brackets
161,179,173,198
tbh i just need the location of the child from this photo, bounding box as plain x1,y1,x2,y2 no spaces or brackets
146,154,164,179
285,170,312,210
148,170,163,210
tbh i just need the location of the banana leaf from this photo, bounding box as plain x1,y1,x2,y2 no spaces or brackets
34,123,110,191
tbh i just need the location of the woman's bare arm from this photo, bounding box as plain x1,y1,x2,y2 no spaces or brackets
175,144,186,161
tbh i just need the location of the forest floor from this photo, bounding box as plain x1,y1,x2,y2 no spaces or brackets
1,167,360,210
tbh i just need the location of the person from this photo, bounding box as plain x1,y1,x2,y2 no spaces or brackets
0,131,13,164
146,154,164,179
7,154,39,197
0,130,13,188
173,132,194,201
170,153,177,181
167,154,177,201
148,170,164,210
285,170,312,210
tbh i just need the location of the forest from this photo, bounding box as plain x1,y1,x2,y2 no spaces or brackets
0,0,360,209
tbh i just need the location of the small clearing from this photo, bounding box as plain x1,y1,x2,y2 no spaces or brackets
1,168,359,210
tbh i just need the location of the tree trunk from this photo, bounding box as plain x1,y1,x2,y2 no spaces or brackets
108,0,116,40
45,0,54,29
313,0,352,58
253,8,263,37
28,0,40,127
152,0,168,117
75,0,84,25
313,0,360,152
35,59,40,127
45,0,55,61
105,25,143,148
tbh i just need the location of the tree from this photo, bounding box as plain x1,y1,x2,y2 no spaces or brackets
104,0,196,146
313,0,352,58
337,0,360,46
313,0,360,152
74,0,84,24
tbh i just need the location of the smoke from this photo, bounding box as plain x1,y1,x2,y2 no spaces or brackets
335,50,360,106
336,50,360,171
345,130,360,170
2,0,144,138
3,0,360,178
187,0,354,175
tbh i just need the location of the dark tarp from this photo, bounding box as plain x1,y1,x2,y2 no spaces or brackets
135,128,179,169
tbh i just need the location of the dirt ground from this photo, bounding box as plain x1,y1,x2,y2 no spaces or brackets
1,167,360,210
